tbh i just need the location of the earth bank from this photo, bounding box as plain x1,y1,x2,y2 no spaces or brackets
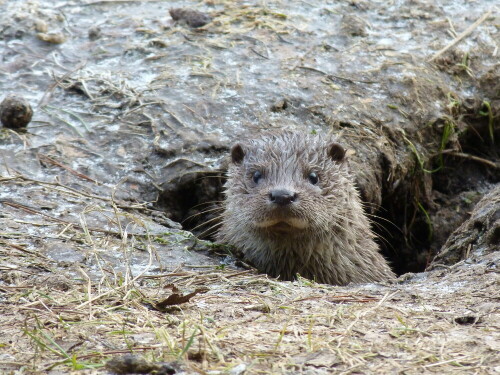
0,0,498,373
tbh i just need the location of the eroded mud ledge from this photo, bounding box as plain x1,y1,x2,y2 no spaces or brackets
0,1,498,373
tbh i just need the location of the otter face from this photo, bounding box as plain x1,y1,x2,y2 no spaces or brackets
225,132,349,236
218,131,394,285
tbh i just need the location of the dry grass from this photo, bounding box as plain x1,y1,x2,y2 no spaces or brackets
0,172,498,374
1,1,499,374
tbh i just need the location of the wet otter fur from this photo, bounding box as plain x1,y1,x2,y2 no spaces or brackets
217,131,395,285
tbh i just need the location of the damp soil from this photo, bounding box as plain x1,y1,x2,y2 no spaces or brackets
0,0,499,374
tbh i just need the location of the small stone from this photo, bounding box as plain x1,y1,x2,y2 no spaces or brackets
37,32,66,44
0,95,33,129
270,98,288,112
169,8,211,28
88,26,101,40
229,364,247,375
341,15,368,37
34,19,48,33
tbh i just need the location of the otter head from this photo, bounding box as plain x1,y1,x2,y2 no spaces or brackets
225,132,349,236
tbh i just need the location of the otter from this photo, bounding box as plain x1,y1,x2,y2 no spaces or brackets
217,131,395,285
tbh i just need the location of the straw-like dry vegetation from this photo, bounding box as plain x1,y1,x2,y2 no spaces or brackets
0,0,498,374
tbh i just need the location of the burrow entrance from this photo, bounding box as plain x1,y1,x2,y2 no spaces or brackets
156,111,499,276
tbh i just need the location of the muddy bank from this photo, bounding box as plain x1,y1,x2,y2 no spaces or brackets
431,184,500,267
0,0,499,373
2,0,499,271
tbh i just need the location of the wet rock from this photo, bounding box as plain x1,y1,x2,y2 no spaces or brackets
37,31,66,44
40,274,73,291
106,354,176,374
0,95,33,129
430,184,500,268
148,210,183,230
45,243,86,266
34,19,48,33
169,8,211,28
429,190,483,255
154,131,227,156
229,363,247,375
341,14,368,37
88,26,101,40
270,98,288,112
0,26,25,41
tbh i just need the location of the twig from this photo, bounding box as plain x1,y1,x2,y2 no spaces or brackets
1,200,126,236
3,175,147,210
38,62,86,107
250,47,269,59
428,10,494,62
422,356,471,368
45,105,91,132
340,291,399,337
77,266,93,320
298,65,376,84
0,240,50,260
161,105,189,128
38,153,100,184
40,107,84,137
437,150,500,169
290,45,316,70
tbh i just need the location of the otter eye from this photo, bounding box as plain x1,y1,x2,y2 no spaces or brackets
252,171,262,184
308,172,319,185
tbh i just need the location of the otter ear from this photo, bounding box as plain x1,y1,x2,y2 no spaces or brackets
328,142,346,162
231,143,245,164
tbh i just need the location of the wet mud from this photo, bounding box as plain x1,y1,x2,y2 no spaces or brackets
0,0,499,373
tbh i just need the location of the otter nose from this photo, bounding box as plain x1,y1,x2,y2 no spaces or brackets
269,189,297,206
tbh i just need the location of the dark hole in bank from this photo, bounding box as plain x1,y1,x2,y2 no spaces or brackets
375,105,500,275
156,158,226,240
